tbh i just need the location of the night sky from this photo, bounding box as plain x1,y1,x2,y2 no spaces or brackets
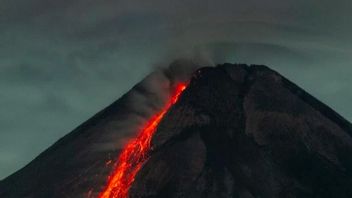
0,0,351,179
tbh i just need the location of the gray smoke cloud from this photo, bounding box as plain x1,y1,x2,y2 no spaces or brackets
94,59,200,152
0,0,351,179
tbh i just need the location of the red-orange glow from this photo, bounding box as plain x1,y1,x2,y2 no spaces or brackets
98,83,187,198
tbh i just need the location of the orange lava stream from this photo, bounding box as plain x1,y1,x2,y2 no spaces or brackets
98,83,187,198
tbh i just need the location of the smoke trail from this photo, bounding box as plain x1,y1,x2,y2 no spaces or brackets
94,59,204,152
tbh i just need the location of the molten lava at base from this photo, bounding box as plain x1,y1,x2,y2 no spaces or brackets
98,83,187,198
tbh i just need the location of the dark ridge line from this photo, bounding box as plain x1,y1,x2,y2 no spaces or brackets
44,69,169,155
216,63,352,196
251,65,352,135
0,72,139,181
280,76,352,135
219,63,352,135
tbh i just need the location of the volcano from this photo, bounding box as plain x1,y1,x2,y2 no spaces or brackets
1,63,352,198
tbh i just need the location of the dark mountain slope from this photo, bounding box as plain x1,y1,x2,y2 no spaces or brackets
1,64,352,198
129,64,352,198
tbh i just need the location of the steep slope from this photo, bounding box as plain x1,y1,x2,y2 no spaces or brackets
129,64,352,198
0,68,189,198
1,64,352,198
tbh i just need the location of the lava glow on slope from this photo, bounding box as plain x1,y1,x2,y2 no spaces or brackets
98,83,187,198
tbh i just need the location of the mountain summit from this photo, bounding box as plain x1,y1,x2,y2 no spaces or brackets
1,64,352,198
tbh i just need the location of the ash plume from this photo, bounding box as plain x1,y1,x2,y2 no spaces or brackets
96,59,203,151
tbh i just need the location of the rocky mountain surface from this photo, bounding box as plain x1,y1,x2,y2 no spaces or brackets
1,63,352,198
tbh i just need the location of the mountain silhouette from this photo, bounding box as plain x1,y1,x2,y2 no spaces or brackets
1,63,352,198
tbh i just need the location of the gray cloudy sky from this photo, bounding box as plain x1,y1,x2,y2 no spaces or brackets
0,0,351,179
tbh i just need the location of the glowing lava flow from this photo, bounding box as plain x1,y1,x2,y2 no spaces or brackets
98,83,187,198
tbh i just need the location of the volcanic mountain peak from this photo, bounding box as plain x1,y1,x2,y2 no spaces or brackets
130,64,352,198
1,63,352,198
